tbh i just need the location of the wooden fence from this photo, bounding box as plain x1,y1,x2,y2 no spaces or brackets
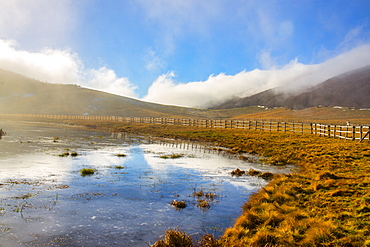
1,114,369,142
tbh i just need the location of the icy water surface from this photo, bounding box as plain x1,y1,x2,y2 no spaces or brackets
0,120,290,246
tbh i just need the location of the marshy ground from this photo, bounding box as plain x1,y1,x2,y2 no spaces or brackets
33,117,370,246
0,119,289,246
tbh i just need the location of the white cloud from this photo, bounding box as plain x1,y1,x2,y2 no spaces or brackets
143,44,370,108
0,39,137,98
86,67,137,97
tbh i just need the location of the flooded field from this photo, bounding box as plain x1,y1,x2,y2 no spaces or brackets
0,120,289,246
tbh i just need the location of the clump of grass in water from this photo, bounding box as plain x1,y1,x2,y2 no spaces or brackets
170,200,187,209
247,168,262,176
205,192,218,200
71,152,79,157
80,168,95,176
193,189,218,200
197,199,210,209
160,153,184,159
193,189,204,197
116,153,127,157
193,190,217,210
58,152,70,157
58,151,79,157
231,168,245,176
114,165,125,169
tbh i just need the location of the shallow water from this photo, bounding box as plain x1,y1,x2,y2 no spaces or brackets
0,120,289,246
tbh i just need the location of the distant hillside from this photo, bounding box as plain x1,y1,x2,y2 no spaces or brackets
231,107,370,125
0,68,266,119
212,65,370,110
0,68,192,118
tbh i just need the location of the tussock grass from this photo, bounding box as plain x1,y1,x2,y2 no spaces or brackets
116,153,127,157
193,189,218,201
152,229,193,247
247,168,261,176
80,168,95,176
58,151,79,157
197,199,210,209
153,229,223,247
114,165,125,169
231,168,245,176
160,153,184,159
204,192,218,200
258,172,274,180
58,152,70,157
171,200,187,209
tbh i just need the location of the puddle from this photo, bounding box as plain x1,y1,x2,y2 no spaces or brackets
0,120,290,246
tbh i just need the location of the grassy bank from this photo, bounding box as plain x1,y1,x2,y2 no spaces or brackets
2,117,370,246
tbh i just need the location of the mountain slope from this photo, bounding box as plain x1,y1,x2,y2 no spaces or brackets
0,68,196,117
211,88,293,109
0,68,267,118
286,65,370,109
212,65,370,110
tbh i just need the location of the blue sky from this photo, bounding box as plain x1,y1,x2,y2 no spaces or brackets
0,0,370,107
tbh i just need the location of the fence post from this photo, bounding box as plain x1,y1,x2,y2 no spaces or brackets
352,126,356,141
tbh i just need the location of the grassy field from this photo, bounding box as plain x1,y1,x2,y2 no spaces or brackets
1,116,370,246
232,107,370,125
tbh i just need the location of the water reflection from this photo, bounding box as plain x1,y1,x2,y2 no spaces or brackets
0,121,289,246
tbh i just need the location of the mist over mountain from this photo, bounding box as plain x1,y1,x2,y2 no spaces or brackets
1,64,369,120
0,68,218,118
212,65,370,110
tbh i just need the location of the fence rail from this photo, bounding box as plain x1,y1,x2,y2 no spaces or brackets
1,113,369,142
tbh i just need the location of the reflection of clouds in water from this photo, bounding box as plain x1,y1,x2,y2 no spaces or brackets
80,149,132,168
140,144,270,190
0,153,73,181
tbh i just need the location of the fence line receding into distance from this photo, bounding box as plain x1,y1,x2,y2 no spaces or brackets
1,114,370,142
